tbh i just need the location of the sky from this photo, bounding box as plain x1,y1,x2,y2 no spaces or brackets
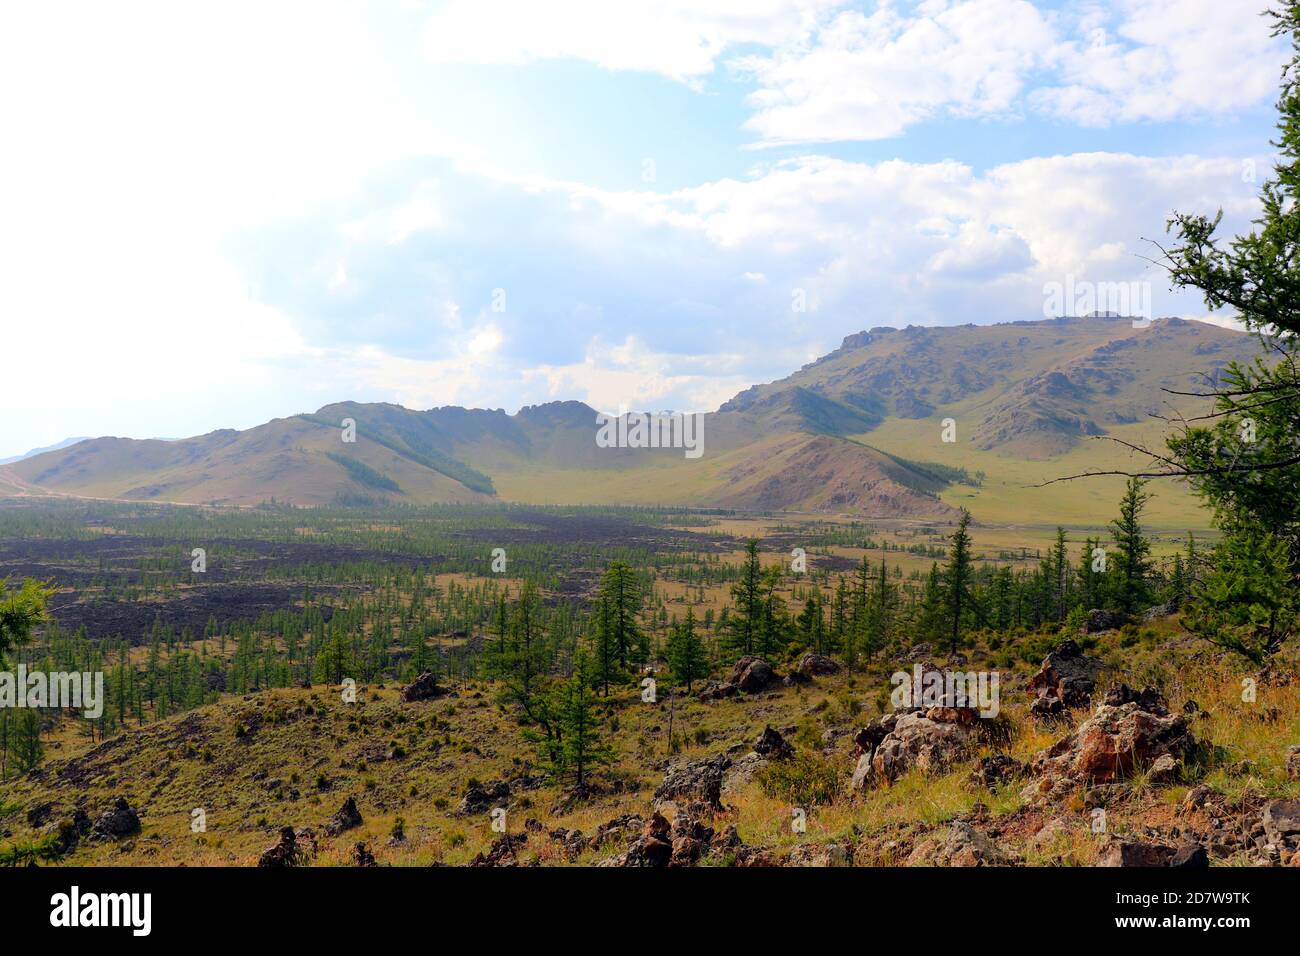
0,0,1288,459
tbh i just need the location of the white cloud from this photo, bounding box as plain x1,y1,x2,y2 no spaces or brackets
421,0,844,82
1033,0,1287,126
738,0,1057,143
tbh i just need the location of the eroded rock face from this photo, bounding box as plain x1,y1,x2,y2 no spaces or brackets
1022,701,1197,803
1028,639,1105,710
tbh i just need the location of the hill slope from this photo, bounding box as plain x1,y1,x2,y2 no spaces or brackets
4,316,1265,518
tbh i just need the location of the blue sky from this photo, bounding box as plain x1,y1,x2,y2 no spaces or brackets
0,0,1288,458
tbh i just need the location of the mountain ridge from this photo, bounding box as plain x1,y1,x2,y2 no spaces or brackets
4,316,1264,517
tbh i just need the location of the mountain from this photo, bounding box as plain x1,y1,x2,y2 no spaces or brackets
0,437,90,466
1,316,1265,518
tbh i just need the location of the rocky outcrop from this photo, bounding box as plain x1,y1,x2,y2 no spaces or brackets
655,754,730,810
1028,639,1105,711
92,797,140,839
1083,609,1125,633
1285,745,1300,781
1262,799,1300,857
258,826,315,867
906,821,1021,866
400,671,449,702
795,653,840,680
324,796,363,836
1022,697,1198,803
456,780,511,815
700,656,777,700
753,725,794,760
851,707,986,790
471,833,526,867
969,754,1025,789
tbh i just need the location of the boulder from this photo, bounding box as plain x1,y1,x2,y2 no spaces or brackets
907,821,1021,866
351,842,377,867
655,754,730,810
622,814,673,867
92,797,140,839
456,780,511,816
753,725,794,760
1028,639,1105,708
1170,844,1209,868
795,653,840,679
258,826,316,867
1023,701,1198,803
1262,799,1300,851
324,796,363,836
852,710,978,789
727,656,777,694
400,671,448,702
969,754,1025,789
1098,839,1176,867
1083,609,1126,633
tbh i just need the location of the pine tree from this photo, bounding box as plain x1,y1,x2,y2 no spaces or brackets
598,562,642,668
1109,478,1154,617
666,608,708,691
941,510,975,655
726,540,763,658
549,653,613,789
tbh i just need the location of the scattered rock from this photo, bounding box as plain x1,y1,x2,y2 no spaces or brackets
1147,753,1181,786
1103,683,1168,715
1262,799,1300,852
471,834,526,867
1286,746,1300,781
622,814,673,867
787,842,852,867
